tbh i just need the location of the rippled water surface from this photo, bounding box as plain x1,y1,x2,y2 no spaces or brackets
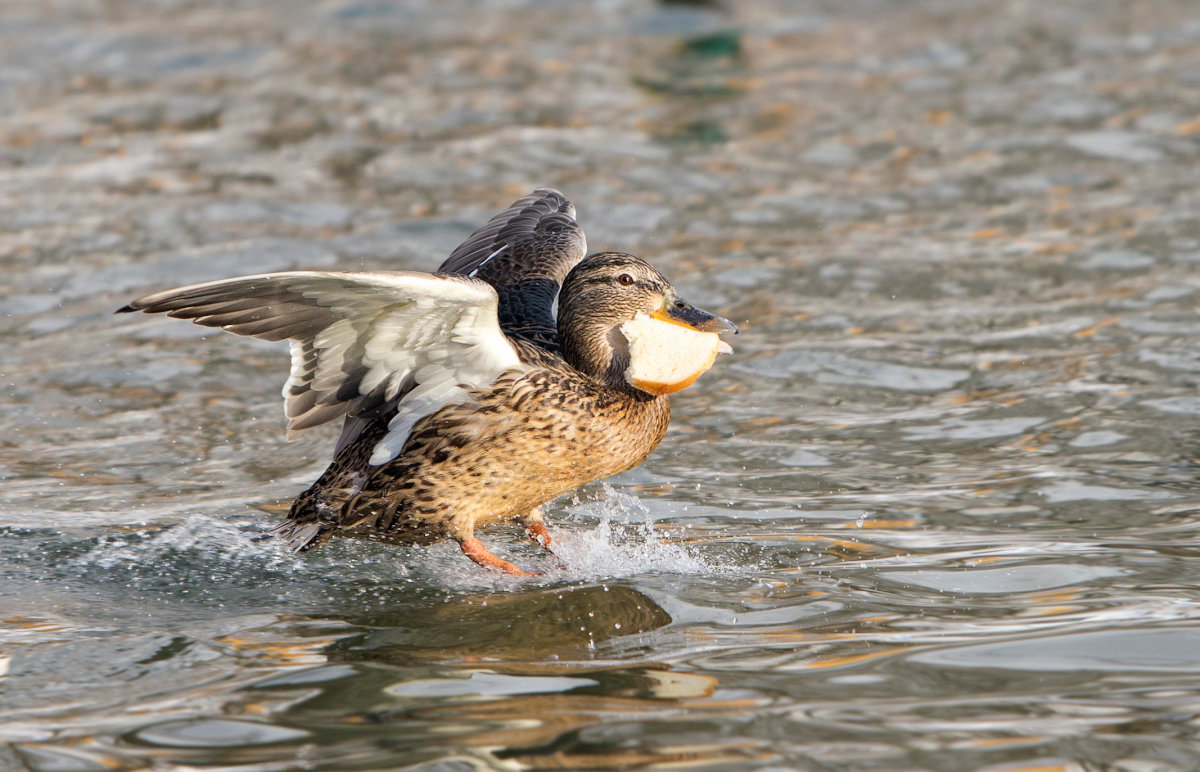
3,1,1200,770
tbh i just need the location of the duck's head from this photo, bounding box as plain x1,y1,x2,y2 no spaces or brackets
558,252,738,396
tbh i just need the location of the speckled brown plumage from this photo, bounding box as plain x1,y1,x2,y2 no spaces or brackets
328,351,669,546
119,189,736,574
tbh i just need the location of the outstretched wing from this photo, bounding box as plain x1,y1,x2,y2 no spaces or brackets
438,188,587,350
119,271,525,464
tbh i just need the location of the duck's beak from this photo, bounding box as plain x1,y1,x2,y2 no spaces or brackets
652,296,739,352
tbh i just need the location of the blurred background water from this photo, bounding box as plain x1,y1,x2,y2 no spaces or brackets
2,0,1200,770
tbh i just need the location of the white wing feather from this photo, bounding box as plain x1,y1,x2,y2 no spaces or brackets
123,271,525,465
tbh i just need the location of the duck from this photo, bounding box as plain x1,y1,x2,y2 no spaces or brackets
118,189,737,575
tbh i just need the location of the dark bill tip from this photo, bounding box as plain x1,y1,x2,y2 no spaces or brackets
654,298,739,335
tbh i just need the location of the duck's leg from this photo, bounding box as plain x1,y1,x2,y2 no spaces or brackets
458,535,534,576
521,506,553,550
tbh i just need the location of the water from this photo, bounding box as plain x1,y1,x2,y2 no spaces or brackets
3,0,1200,769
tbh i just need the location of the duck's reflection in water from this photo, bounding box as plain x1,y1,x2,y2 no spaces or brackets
277,585,764,769
333,583,672,664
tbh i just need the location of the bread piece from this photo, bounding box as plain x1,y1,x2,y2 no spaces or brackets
619,312,732,395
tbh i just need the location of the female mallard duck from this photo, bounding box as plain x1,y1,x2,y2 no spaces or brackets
119,190,737,574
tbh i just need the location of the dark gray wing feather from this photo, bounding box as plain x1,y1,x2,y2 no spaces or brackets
438,188,579,279
437,188,587,352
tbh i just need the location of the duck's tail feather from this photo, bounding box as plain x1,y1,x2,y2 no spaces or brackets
271,518,330,552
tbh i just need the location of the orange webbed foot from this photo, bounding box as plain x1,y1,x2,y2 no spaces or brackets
525,520,567,570
460,536,536,576
525,520,553,550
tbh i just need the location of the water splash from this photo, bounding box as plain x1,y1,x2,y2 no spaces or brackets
60,513,433,616
547,484,715,580
66,486,724,598
77,514,300,572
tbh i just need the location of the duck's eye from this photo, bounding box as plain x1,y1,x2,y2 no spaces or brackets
617,273,635,286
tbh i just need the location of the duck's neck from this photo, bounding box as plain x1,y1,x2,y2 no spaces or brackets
559,312,646,396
